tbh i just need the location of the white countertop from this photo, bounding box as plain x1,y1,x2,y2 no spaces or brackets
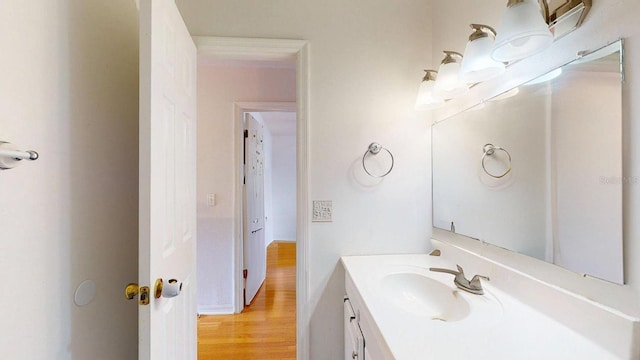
342,254,621,360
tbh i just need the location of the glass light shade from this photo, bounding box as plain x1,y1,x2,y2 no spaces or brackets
491,0,553,62
434,62,468,99
460,36,505,83
415,79,444,110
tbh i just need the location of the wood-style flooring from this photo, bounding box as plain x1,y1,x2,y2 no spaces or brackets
198,241,296,360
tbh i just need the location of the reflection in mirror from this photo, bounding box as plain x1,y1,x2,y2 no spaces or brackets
432,41,624,284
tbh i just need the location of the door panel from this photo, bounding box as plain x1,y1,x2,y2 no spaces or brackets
243,113,266,305
246,113,265,231
139,0,197,359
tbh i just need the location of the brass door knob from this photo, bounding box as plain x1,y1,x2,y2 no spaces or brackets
154,278,163,299
125,283,139,300
154,278,182,298
124,283,150,305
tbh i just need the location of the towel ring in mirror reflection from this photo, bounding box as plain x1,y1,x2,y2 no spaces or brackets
481,143,511,178
362,142,394,178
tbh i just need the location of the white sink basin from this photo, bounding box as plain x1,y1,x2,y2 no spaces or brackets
381,272,471,321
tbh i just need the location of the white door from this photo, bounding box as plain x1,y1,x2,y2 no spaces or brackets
138,0,197,359
243,113,266,305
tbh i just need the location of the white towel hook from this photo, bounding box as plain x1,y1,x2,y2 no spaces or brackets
0,141,39,170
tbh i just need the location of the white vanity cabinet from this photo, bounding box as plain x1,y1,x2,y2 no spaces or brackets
344,272,394,360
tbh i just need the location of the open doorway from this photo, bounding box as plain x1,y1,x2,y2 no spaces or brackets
243,110,297,307
193,36,309,357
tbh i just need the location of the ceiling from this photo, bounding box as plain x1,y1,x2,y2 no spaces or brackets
199,58,296,69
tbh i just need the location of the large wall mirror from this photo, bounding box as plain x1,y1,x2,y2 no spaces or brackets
432,40,624,284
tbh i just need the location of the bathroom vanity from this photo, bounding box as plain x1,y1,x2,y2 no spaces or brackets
342,236,639,359
339,38,639,359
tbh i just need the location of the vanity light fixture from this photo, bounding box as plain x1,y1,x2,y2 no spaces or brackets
460,24,505,83
434,51,468,100
491,0,553,62
415,70,444,110
419,1,591,107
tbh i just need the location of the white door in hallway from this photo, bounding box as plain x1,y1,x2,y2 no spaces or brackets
138,0,197,359
243,113,267,305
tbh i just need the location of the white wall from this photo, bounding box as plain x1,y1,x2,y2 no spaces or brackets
253,111,297,245
245,111,296,271
196,65,296,314
0,1,139,359
431,0,640,318
270,134,296,241
178,1,433,358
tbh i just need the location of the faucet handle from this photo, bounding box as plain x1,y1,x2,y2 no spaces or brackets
430,266,488,295
470,274,490,287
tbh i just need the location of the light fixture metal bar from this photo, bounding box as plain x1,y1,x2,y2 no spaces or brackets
469,24,497,41
441,51,463,65
549,0,592,26
421,70,438,81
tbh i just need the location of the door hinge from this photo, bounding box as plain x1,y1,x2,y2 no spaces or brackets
243,269,248,279
244,129,249,138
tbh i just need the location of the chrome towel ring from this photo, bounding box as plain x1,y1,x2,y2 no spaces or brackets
481,143,511,178
362,142,394,178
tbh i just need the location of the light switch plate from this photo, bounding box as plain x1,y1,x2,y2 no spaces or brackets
312,200,332,222
207,193,216,207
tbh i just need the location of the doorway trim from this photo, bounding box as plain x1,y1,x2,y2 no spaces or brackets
194,36,310,360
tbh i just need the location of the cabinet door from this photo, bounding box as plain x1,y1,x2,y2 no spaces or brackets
344,299,364,360
364,348,374,360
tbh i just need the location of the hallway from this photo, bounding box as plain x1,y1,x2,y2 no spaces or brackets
198,241,296,359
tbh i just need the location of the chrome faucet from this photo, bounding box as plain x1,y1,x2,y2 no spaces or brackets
429,265,490,295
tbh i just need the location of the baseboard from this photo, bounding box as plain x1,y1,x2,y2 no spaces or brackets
197,304,235,315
